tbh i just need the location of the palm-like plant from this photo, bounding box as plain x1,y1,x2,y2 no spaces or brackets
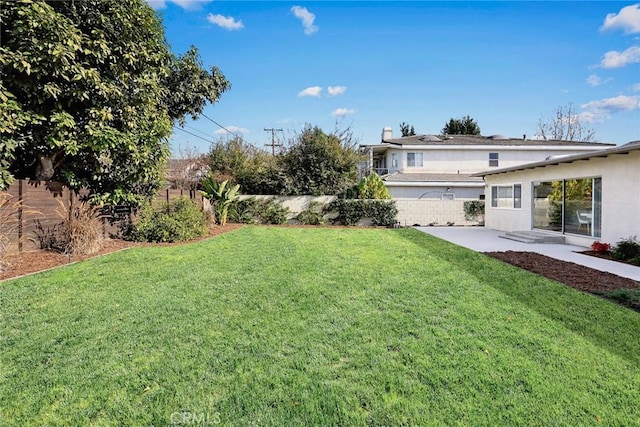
200,176,240,225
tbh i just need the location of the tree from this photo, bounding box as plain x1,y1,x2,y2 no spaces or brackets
207,136,274,187
442,115,481,135
537,103,596,142
357,172,391,200
281,125,361,196
399,122,416,137
0,0,230,204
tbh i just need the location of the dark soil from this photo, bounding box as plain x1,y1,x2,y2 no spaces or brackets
485,251,640,312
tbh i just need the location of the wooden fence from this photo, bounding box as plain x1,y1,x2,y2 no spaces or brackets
1,180,205,255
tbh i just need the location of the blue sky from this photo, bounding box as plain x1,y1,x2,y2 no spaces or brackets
147,1,640,153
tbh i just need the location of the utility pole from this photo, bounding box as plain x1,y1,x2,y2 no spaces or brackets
264,128,283,155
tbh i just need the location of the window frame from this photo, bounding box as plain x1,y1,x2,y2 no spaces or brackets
489,152,499,167
490,183,522,209
406,152,423,167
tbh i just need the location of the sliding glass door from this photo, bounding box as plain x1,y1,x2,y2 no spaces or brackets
533,181,562,232
532,177,601,237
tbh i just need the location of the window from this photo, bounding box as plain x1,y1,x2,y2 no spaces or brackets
391,153,398,168
407,152,423,167
514,183,522,208
490,184,521,209
533,178,601,237
489,152,499,167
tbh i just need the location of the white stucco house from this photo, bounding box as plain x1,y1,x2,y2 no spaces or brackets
474,140,640,247
361,127,614,201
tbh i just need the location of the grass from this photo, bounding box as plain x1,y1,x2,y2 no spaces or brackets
1,226,639,426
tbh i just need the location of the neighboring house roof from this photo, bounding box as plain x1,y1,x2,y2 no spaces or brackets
383,173,485,187
165,158,209,182
472,140,640,177
382,134,615,148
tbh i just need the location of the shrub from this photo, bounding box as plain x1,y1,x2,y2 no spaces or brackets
228,198,261,224
612,236,640,262
296,202,326,225
326,199,398,226
260,199,289,225
357,172,390,199
200,177,240,225
32,220,66,253
127,197,207,243
228,197,290,225
463,200,485,222
591,241,611,252
604,288,640,304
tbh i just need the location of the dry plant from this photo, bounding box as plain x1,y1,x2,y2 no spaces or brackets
55,199,105,256
0,192,41,271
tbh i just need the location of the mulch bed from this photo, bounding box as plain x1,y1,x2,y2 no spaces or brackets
485,251,640,311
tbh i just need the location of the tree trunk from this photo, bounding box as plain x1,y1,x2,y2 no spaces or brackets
35,154,55,180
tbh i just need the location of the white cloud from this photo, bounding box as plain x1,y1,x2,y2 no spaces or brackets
601,3,640,34
214,126,249,135
298,86,323,97
327,86,347,96
291,6,318,35
600,45,640,68
586,74,613,87
580,95,640,122
331,108,356,117
207,14,244,31
146,0,211,10
586,74,602,87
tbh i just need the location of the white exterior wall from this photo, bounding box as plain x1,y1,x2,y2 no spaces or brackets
387,185,483,200
385,145,606,174
484,150,640,247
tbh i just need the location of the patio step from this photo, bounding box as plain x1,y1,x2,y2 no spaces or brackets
500,231,566,244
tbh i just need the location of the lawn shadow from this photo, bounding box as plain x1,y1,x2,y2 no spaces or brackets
394,228,640,366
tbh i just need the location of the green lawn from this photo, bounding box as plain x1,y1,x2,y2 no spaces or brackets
1,226,639,426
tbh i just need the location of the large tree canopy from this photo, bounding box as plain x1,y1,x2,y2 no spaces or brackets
442,115,481,135
280,125,361,196
205,125,361,196
0,0,229,203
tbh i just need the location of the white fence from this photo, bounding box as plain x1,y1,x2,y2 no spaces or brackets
395,199,479,227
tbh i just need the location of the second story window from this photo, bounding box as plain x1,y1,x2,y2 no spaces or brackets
407,152,423,167
489,152,499,167
391,153,398,168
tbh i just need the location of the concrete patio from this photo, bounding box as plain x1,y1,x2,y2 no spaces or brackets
416,226,640,282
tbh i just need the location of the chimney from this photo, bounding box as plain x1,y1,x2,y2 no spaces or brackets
382,127,393,142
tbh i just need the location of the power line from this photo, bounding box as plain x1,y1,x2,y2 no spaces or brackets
173,126,216,145
264,128,283,155
182,123,215,139
200,113,242,139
